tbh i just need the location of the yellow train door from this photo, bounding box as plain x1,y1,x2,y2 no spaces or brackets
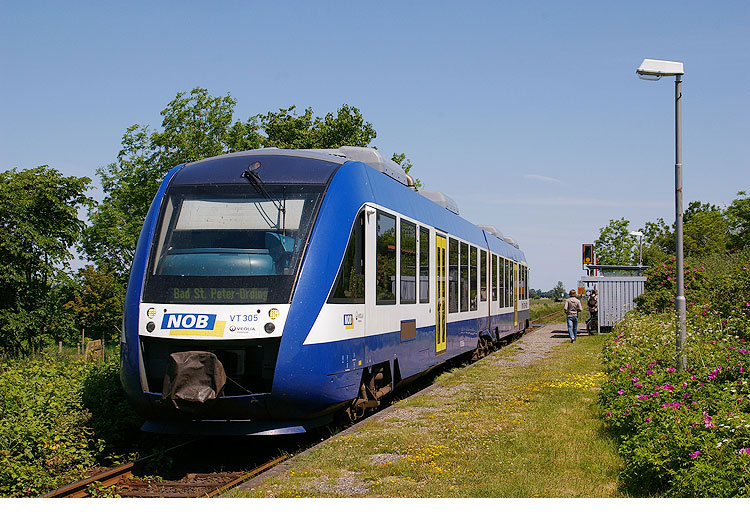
513,262,518,327
436,234,447,354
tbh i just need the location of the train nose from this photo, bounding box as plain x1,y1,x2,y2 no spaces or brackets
139,336,281,398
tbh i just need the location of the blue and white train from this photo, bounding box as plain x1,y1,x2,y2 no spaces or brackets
120,147,530,435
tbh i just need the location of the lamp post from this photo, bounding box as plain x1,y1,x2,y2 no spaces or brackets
636,58,687,370
629,230,644,269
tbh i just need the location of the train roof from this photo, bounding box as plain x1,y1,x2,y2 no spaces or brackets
172,148,525,262
175,147,412,187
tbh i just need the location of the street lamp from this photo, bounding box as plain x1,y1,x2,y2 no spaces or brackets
636,58,687,370
629,230,644,268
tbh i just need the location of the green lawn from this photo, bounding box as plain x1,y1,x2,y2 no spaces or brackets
233,329,622,498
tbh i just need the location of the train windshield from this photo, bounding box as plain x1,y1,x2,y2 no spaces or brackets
143,184,324,304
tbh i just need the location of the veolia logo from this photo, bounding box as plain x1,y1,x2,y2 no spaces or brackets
343,313,354,329
161,313,217,331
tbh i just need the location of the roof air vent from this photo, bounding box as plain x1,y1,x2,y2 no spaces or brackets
419,189,460,215
477,224,505,239
308,146,411,186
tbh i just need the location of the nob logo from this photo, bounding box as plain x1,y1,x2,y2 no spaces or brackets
161,313,216,330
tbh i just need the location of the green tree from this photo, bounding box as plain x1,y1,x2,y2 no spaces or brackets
84,88,380,281
64,265,126,342
594,218,637,266
683,206,729,257
0,166,91,354
726,191,750,250
551,281,566,301
641,217,673,267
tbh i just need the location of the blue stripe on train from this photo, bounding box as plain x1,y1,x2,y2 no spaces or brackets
270,311,528,417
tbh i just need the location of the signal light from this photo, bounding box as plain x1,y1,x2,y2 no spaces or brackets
582,244,593,265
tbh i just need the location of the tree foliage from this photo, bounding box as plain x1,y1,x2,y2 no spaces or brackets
0,166,91,354
594,195,749,270
726,191,750,250
83,88,380,281
594,218,638,266
552,281,566,301
64,266,125,342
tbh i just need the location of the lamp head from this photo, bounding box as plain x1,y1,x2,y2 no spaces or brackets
637,59,684,80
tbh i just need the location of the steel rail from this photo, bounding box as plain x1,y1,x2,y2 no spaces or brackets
41,462,135,498
41,440,197,498
202,454,290,498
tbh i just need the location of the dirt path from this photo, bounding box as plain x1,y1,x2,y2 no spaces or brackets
496,322,574,367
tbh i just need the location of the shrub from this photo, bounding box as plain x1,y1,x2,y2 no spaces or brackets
600,250,750,496
0,351,142,497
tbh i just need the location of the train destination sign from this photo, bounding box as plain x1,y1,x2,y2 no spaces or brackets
168,287,269,303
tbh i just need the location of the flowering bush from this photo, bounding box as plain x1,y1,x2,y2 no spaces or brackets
600,249,750,496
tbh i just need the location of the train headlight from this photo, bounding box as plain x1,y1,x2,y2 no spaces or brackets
146,322,155,333
264,322,275,334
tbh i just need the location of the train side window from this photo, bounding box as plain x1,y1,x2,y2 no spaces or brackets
499,258,506,308
448,238,458,313
400,219,416,304
460,242,469,312
492,254,498,302
508,261,514,307
526,266,530,299
376,211,397,305
525,267,530,300
328,210,365,303
480,250,487,302
470,246,477,311
419,226,429,303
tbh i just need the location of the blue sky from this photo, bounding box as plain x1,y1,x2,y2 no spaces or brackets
1,1,748,291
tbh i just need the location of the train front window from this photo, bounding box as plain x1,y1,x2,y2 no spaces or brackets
144,184,323,304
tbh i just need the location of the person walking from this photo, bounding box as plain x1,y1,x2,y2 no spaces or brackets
564,289,582,343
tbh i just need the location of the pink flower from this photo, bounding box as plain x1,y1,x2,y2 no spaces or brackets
632,377,640,382
605,412,612,417
689,450,701,459
646,370,655,375
667,367,676,373
739,448,750,455
704,413,714,428
617,389,625,395
645,417,651,423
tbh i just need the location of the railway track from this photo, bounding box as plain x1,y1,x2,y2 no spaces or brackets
42,440,289,498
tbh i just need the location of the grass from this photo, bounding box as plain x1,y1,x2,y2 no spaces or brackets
530,298,565,323
233,330,622,498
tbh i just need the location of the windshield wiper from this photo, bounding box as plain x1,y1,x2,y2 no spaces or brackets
242,162,286,231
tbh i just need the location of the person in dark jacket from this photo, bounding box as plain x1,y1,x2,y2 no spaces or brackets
587,289,599,334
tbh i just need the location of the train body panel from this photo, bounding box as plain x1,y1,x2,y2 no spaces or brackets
120,148,530,435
